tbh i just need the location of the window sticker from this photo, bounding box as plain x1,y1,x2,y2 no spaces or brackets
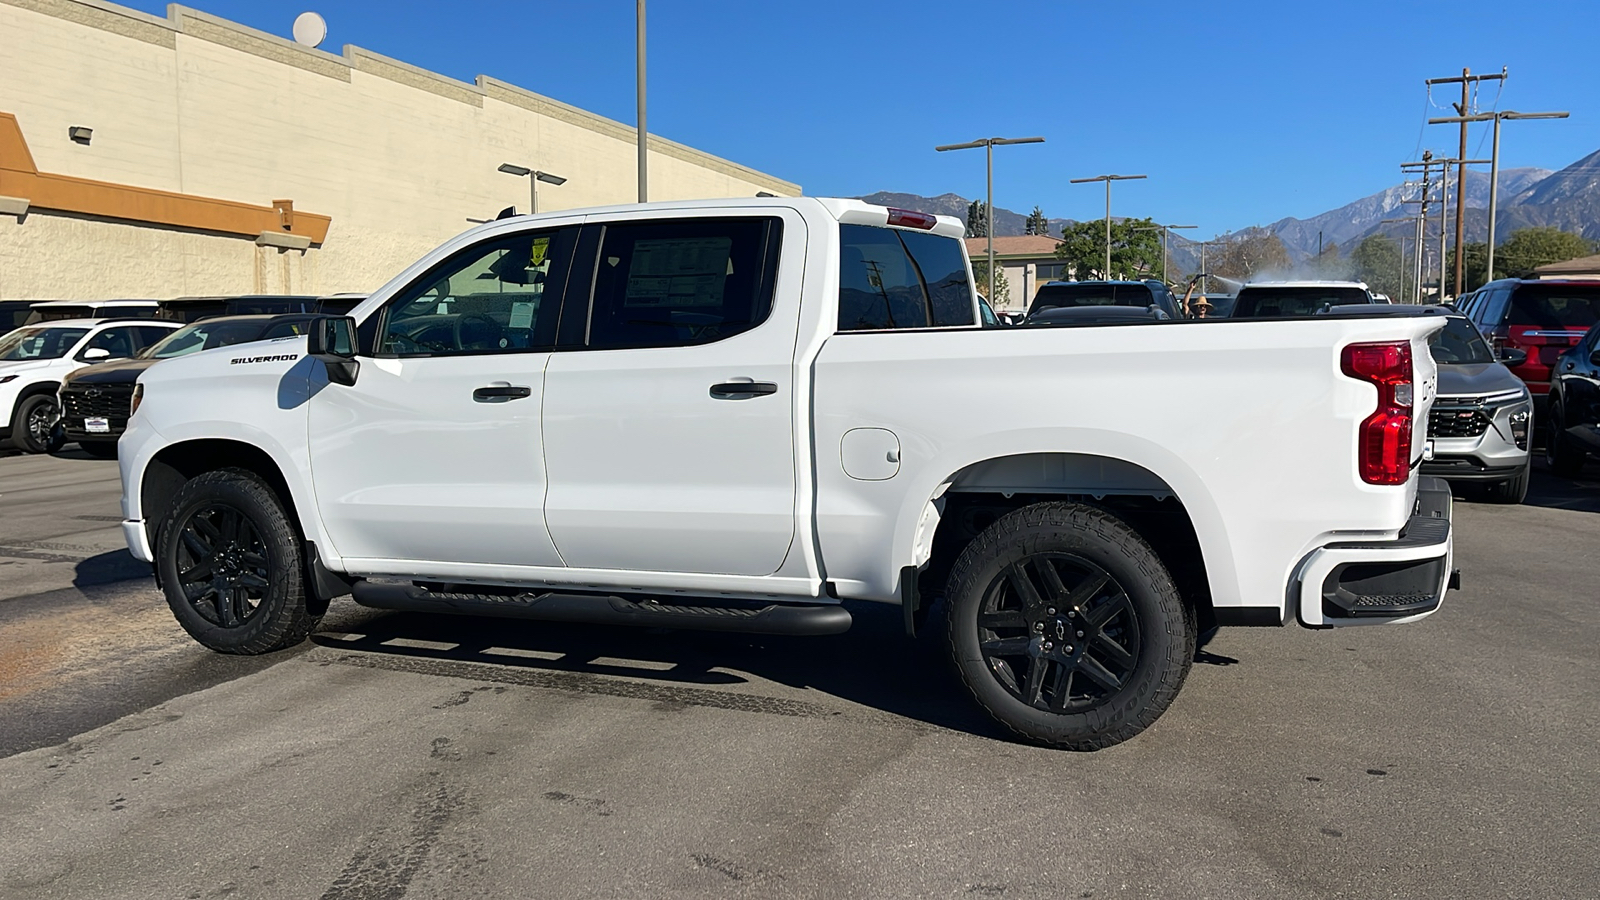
623,237,733,307
528,236,550,268
508,301,536,330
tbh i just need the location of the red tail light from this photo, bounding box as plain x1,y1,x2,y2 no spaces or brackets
1341,341,1414,485
886,208,937,230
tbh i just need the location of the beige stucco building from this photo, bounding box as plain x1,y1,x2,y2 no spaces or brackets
964,235,1066,312
0,0,798,301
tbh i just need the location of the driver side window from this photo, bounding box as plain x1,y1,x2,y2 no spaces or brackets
379,228,572,356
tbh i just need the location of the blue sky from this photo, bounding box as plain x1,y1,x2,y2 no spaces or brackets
124,0,1600,239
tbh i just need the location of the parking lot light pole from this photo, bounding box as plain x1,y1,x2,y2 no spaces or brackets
936,137,1046,310
1132,223,1196,283
1428,110,1568,284
498,163,567,215
1071,174,1147,279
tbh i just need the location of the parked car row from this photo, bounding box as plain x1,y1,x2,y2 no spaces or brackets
0,293,366,336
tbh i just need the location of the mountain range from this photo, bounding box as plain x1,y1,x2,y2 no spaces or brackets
857,146,1600,275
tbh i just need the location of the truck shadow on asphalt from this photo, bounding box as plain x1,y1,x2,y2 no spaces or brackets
309,599,1248,741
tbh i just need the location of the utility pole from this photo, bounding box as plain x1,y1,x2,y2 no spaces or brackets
1425,67,1506,296
636,0,648,203
935,136,1046,311
1382,217,1422,303
1070,174,1147,278
1429,109,1569,286
1132,223,1196,283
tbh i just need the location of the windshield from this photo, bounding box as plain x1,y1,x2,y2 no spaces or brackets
1029,283,1155,315
145,320,270,359
1509,284,1600,329
1232,286,1370,317
1430,317,1495,365
0,326,89,361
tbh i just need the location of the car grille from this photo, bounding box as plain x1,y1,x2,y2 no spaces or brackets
60,384,134,420
1429,406,1491,438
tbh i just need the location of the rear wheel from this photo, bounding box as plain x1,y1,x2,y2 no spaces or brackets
1545,403,1586,478
155,469,319,654
1487,459,1531,504
11,394,59,453
945,502,1193,751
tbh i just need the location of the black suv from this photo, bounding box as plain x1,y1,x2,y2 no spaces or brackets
1028,280,1180,319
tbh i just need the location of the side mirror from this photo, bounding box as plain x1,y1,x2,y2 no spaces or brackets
1589,349,1600,367
1499,347,1528,368
81,347,111,361
307,315,359,386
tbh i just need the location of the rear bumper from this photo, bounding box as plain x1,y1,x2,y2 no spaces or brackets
1294,477,1455,627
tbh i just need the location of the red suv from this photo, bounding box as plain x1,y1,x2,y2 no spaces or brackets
1457,279,1600,398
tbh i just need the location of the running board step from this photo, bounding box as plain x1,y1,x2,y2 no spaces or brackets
349,581,852,636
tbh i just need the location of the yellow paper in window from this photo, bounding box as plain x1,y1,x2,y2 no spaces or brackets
528,236,550,268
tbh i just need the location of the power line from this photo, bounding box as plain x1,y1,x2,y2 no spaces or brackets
1424,67,1507,297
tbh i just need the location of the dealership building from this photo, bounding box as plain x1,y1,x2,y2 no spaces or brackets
0,0,799,301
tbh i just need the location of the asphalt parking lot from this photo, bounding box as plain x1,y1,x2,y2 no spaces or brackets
0,450,1596,900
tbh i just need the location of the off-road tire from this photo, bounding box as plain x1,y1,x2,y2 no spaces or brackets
11,394,58,453
1487,459,1531,504
946,501,1193,751
156,468,319,654
1546,404,1586,478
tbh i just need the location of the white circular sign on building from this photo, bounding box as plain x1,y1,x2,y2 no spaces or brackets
292,12,327,49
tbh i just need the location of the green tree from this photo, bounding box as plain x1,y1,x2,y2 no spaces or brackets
1054,216,1164,280
1210,227,1290,284
966,200,989,238
1352,234,1404,300
1445,242,1489,295
1311,241,1348,278
971,259,1011,307
1491,226,1595,279
1025,206,1050,236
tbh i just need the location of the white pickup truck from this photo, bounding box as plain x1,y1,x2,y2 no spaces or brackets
118,198,1455,749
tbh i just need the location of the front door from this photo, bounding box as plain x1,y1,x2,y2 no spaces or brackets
308,225,578,572
541,214,800,576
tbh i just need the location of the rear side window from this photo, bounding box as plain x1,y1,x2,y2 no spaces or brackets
585,217,781,349
838,225,975,331
1232,286,1369,317
1029,282,1154,315
1508,285,1600,329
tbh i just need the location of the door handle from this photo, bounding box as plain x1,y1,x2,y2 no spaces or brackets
473,384,533,402
709,381,779,399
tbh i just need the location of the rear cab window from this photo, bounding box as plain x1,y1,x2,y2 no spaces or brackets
1028,282,1154,317
1231,285,1370,317
837,224,976,331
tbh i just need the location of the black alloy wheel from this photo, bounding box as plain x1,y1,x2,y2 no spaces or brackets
975,554,1140,713
12,394,59,453
173,503,272,628
946,502,1192,751
156,469,319,654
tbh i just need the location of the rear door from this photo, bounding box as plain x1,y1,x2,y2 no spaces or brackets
308,223,578,571
541,212,800,576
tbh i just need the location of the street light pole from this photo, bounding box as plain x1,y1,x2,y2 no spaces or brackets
637,0,647,203
935,136,1046,311
1132,223,1196,283
1428,110,1569,286
1070,174,1147,279
497,163,567,215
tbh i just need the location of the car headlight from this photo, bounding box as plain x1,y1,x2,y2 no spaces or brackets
1509,408,1531,451
130,383,144,417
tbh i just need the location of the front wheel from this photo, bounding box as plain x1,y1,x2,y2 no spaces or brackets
1545,404,1586,478
11,394,59,453
945,502,1193,751
155,469,320,654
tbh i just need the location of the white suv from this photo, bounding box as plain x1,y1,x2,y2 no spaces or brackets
0,318,179,453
